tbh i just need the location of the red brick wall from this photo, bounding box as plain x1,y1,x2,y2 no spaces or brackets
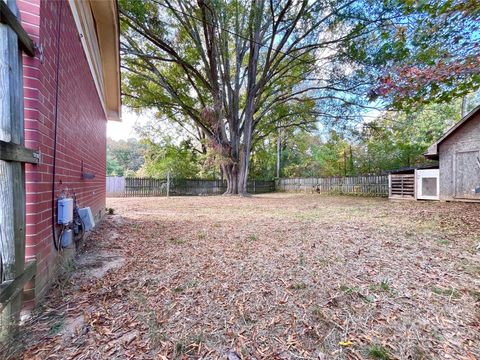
18,0,108,304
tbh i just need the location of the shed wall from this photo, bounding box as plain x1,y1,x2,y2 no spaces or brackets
438,111,480,201
18,0,107,307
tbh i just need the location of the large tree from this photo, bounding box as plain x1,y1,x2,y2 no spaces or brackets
119,0,388,194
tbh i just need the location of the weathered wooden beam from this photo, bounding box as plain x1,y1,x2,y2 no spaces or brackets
0,140,39,164
1,0,29,339
0,260,36,312
0,0,35,57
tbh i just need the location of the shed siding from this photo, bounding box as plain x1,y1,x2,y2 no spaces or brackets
18,0,107,307
438,111,480,201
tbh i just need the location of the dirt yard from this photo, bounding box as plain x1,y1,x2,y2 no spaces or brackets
7,194,480,359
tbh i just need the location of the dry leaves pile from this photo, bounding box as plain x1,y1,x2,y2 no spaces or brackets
7,194,480,359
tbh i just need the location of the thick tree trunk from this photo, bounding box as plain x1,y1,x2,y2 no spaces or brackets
222,147,251,196
237,150,249,195
223,163,239,195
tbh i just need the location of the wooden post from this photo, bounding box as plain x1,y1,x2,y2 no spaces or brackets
166,171,170,197
0,0,26,340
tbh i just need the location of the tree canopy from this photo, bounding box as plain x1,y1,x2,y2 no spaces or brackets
355,0,480,109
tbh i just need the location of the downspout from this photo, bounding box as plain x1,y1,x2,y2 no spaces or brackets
51,0,64,251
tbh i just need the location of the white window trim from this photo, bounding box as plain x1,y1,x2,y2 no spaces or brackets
68,0,121,121
68,0,107,118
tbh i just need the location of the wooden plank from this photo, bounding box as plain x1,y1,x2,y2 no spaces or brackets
9,3,26,330
0,1,14,286
0,260,36,312
0,140,39,163
0,0,35,57
0,0,28,338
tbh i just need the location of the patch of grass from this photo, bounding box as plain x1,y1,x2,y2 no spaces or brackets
468,289,480,302
247,234,257,242
61,259,77,274
49,319,64,335
146,308,164,349
431,286,461,299
368,344,390,360
189,332,205,345
431,330,445,341
242,313,257,324
370,280,392,294
169,237,186,245
380,280,390,291
174,342,185,357
458,262,480,276
363,294,375,303
339,284,375,303
436,238,450,245
340,284,360,295
172,286,186,293
404,230,416,238
130,293,165,349
289,282,307,290
311,306,328,322
299,252,305,267
172,335,204,357
172,279,198,294
197,232,206,240
52,260,77,295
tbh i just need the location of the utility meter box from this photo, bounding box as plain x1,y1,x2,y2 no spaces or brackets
57,198,74,224
61,229,73,248
78,207,95,231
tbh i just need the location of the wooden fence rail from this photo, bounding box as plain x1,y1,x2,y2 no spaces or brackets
277,175,388,197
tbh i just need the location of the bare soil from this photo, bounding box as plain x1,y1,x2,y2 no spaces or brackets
6,194,480,359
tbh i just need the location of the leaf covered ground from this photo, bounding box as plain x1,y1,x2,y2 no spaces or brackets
7,194,480,359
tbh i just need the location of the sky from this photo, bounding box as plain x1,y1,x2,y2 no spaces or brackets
107,108,144,140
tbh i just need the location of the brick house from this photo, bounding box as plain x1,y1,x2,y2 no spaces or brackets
16,0,120,306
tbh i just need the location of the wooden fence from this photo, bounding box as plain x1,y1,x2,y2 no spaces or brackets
106,176,126,197
125,178,169,197
107,177,275,197
1,1,38,339
107,176,388,197
277,175,388,197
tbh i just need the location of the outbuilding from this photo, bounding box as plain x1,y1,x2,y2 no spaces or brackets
388,165,440,200
425,105,480,202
